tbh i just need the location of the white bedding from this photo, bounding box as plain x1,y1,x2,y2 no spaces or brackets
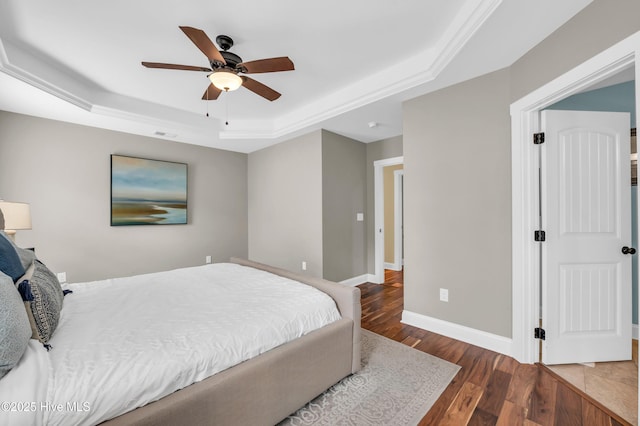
0,263,341,426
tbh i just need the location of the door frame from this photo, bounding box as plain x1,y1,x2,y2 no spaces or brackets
510,31,640,364
373,156,404,283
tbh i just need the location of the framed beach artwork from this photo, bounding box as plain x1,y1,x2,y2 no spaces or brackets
111,155,188,226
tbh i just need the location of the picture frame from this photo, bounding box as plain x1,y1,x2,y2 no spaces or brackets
110,154,188,226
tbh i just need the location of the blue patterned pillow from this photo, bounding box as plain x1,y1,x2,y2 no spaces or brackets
0,272,31,379
0,232,25,282
17,260,64,346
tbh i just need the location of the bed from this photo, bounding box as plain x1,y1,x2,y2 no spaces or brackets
0,251,361,426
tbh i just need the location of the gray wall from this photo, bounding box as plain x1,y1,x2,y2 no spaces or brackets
321,130,366,282
365,136,403,274
401,0,640,338
0,110,378,285
248,129,368,282
510,0,640,102
403,69,512,337
248,130,324,277
0,111,248,282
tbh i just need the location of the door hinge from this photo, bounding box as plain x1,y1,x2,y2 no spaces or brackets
533,132,545,144
534,230,546,242
534,327,546,340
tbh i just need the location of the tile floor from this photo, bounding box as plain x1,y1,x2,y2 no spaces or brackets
547,341,638,425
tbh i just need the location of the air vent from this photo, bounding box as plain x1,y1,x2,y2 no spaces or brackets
153,131,177,138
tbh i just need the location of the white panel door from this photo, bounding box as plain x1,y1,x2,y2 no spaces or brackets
542,110,631,365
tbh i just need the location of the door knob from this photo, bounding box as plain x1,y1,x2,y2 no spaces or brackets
622,246,637,255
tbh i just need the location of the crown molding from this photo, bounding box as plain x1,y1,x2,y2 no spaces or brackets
1,0,502,145
0,39,93,111
221,0,503,141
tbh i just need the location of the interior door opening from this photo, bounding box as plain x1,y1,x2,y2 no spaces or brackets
510,32,640,426
384,166,404,272
394,170,404,271
373,156,404,284
537,82,637,425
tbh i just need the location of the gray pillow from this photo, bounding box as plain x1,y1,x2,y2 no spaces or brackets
0,272,31,379
17,260,64,345
0,231,36,271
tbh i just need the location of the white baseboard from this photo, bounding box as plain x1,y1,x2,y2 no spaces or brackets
339,274,369,287
367,274,383,284
366,274,379,284
340,274,380,286
634,324,638,340
402,310,513,356
384,262,402,271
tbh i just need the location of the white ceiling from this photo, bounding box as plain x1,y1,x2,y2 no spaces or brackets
0,0,593,153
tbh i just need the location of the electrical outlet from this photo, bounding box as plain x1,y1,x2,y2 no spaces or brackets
302,261,307,271
205,256,212,264
439,288,449,302
57,272,67,283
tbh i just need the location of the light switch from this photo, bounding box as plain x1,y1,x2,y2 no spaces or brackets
356,213,364,222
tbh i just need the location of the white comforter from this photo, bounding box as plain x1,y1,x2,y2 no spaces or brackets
0,263,341,426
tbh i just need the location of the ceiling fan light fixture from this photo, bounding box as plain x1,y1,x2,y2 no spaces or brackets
209,71,243,92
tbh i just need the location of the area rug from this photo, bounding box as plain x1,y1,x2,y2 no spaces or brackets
280,330,461,425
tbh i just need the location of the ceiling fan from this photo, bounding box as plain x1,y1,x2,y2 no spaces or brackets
142,26,294,101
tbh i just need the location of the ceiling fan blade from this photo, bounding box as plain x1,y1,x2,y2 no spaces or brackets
241,76,281,101
142,62,212,72
179,26,226,65
202,83,222,101
239,57,294,74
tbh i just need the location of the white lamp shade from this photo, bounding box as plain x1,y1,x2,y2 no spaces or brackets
0,201,32,230
209,71,243,92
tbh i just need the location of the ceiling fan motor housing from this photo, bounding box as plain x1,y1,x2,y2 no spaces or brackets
218,51,242,69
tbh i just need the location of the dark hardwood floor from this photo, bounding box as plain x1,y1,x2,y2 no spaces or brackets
358,270,631,426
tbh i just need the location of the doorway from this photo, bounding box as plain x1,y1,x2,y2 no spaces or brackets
510,32,640,365
538,109,637,424
393,169,404,272
373,156,404,284
510,30,640,426
384,166,404,272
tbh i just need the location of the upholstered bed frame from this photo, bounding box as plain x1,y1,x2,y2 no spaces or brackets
102,257,361,426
